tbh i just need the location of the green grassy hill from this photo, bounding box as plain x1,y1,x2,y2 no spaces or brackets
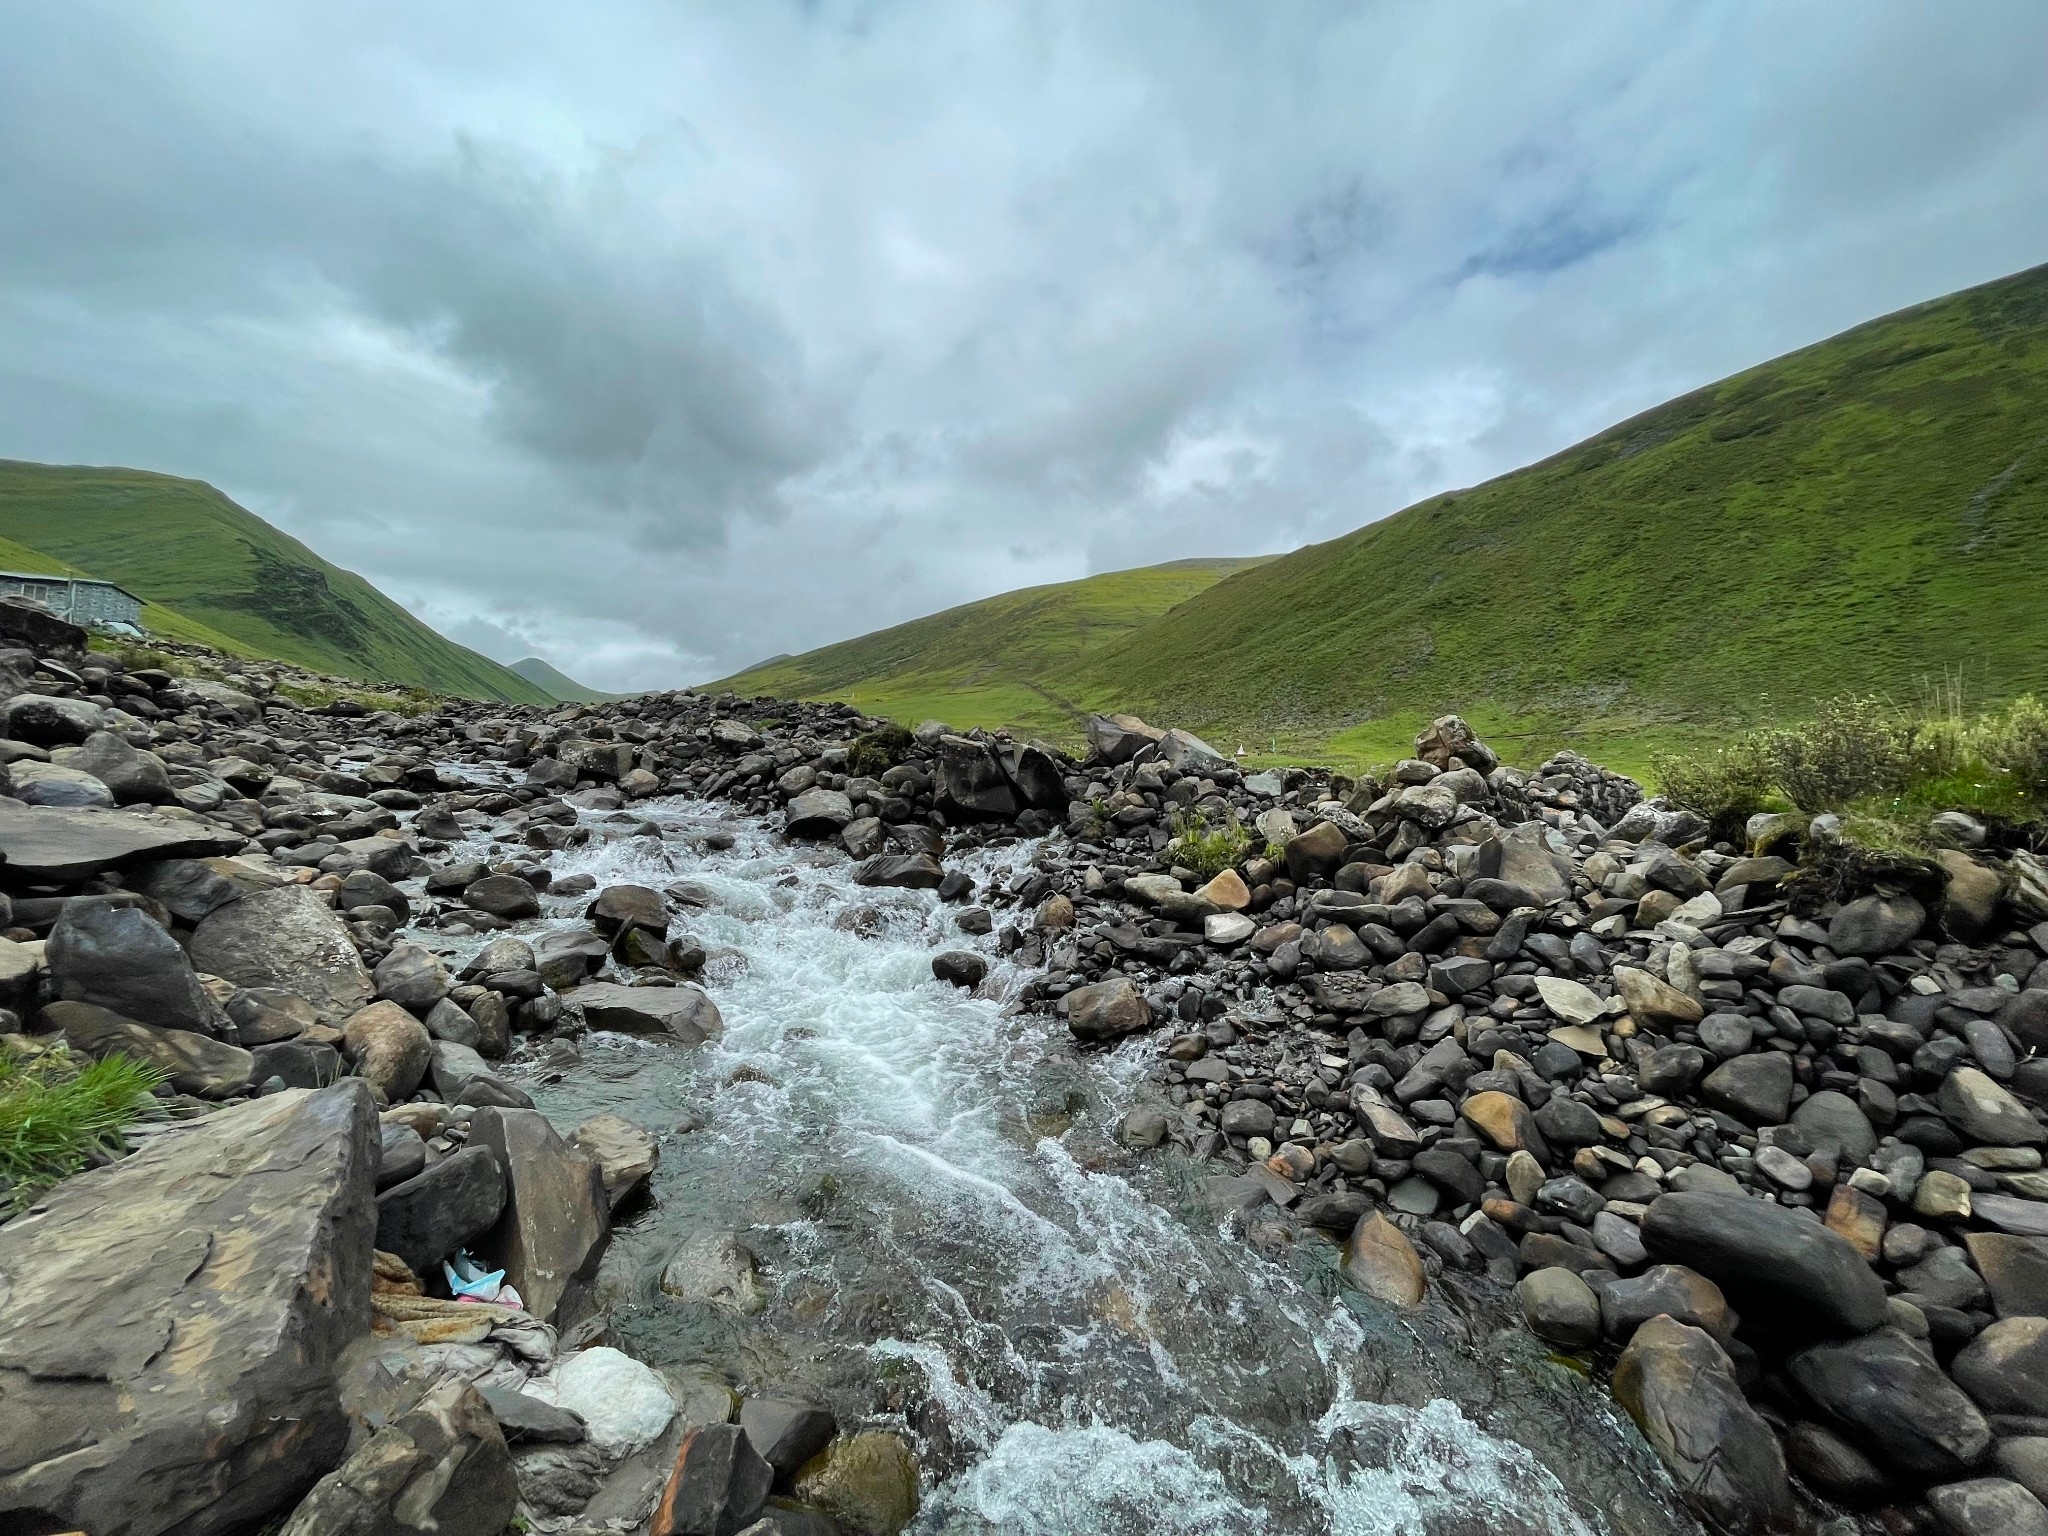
510,656,628,703
0,461,551,703
715,557,1270,741
1049,261,2048,773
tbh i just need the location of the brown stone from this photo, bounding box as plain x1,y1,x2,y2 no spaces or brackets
1343,1211,1426,1307
1826,1182,1888,1262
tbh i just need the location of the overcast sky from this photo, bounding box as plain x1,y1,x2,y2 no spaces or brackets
2,2,2044,690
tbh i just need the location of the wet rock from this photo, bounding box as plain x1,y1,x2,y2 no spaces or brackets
785,789,855,839
191,884,376,1023
1343,1210,1426,1307
47,894,218,1033
932,951,988,988
375,1122,426,1189
790,1431,920,1536
1517,1266,1600,1349
1786,1419,1891,1505
428,1039,534,1108
470,1106,610,1326
740,1395,837,1481
1951,1317,2048,1417
1065,976,1152,1041
43,999,253,1097
569,1110,661,1208
1926,1478,2048,1536
853,853,945,890
1788,1328,1992,1480
464,873,542,920
1641,1191,1887,1337
342,1000,434,1101
652,1423,774,1535
1967,1233,2048,1319
0,1083,378,1536
588,883,669,939
569,981,725,1044
11,759,115,807
1600,1263,1738,1347
1794,1090,1879,1163
1612,965,1705,1028
1612,1315,1791,1533
662,1230,767,1314
373,1145,508,1275
276,1378,516,1536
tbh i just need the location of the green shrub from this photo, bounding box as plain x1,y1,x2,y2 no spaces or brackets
0,1045,163,1213
1651,735,1776,838
1169,808,1253,878
1972,694,2048,799
849,723,914,777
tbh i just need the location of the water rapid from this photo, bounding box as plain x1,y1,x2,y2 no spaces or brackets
419,791,1699,1536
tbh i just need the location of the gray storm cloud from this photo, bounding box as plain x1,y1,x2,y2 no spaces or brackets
0,0,2043,689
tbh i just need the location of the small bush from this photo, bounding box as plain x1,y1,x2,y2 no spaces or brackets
1651,735,1776,838
1972,694,2048,799
849,723,915,778
1763,695,1945,812
1170,808,1253,878
0,1045,163,1213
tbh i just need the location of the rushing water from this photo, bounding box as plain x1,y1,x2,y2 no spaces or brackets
416,791,1699,1536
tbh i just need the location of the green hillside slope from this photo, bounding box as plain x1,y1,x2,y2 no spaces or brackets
0,461,551,703
716,557,1270,741
510,656,627,703
1050,261,2048,771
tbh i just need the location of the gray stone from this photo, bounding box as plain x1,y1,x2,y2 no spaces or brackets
1641,1191,1887,1337
935,735,1017,817
1967,1233,2048,1319
651,1421,773,1536
479,1383,587,1444
52,731,173,804
1927,1479,2048,1536
1794,1090,1879,1162
373,942,451,1010
464,874,542,920
1830,893,1927,957
429,1039,534,1108
374,1146,508,1276
1942,1067,2047,1147
1700,1051,1794,1124
569,1111,661,1208
277,1378,517,1536
932,950,989,988
0,691,105,746
470,1106,610,1327
10,759,115,807
739,1395,837,1478
191,884,376,1024
1788,1328,1992,1479
0,1083,379,1536
0,801,244,880
785,788,855,838
569,981,725,1045
1517,1266,1600,1349
1600,1263,1737,1346
1065,976,1153,1041
1612,1315,1791,1533
341,1000,434,1101
1951,1317,2048,1417
853,853,945,889
43,1000,253,1098
48,894,217,1033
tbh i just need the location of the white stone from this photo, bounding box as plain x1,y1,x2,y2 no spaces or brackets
523,1346,676,1455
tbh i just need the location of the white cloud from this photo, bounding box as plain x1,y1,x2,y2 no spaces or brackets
0,0,2043,691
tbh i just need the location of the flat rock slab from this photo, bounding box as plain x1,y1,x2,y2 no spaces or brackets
0,802,245,880
191,884,376,1024
567,982,724,1045
0,1082,379,1536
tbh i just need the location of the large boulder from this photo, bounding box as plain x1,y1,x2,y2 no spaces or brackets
341,1001,434,1102
52,731,174,804
1156,728,1230,776
47,895,218,1034
1788,1328,1993,1480
1941,1067,2047,1147
1612,1315,1791,1533
0,691,104,746
1084,712,1162,766
568,981,724,1045
650,1422,772,1536
570,1111,660,1208
997,740,1070,812
0,1083,379,1536
43,1000,253,1098
935,735,1017,817
785,789,855,839
276,1378,517,1536
587,884,668,940
9,759,115,808
469,1106,610,1327
1641,1191,1887,1338
1477,823,1572,906
790,1431,920,1536
853,853,945,890
372,943,451,1011
191,884,376,1024
1064,977,1152,1042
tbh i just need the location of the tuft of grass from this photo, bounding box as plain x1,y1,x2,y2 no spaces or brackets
1169,807,1254,878
0,1045,164,1213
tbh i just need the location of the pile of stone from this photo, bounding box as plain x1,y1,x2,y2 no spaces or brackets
973,709,2047,1536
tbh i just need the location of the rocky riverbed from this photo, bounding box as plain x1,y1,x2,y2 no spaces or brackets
0,600,2044,1536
